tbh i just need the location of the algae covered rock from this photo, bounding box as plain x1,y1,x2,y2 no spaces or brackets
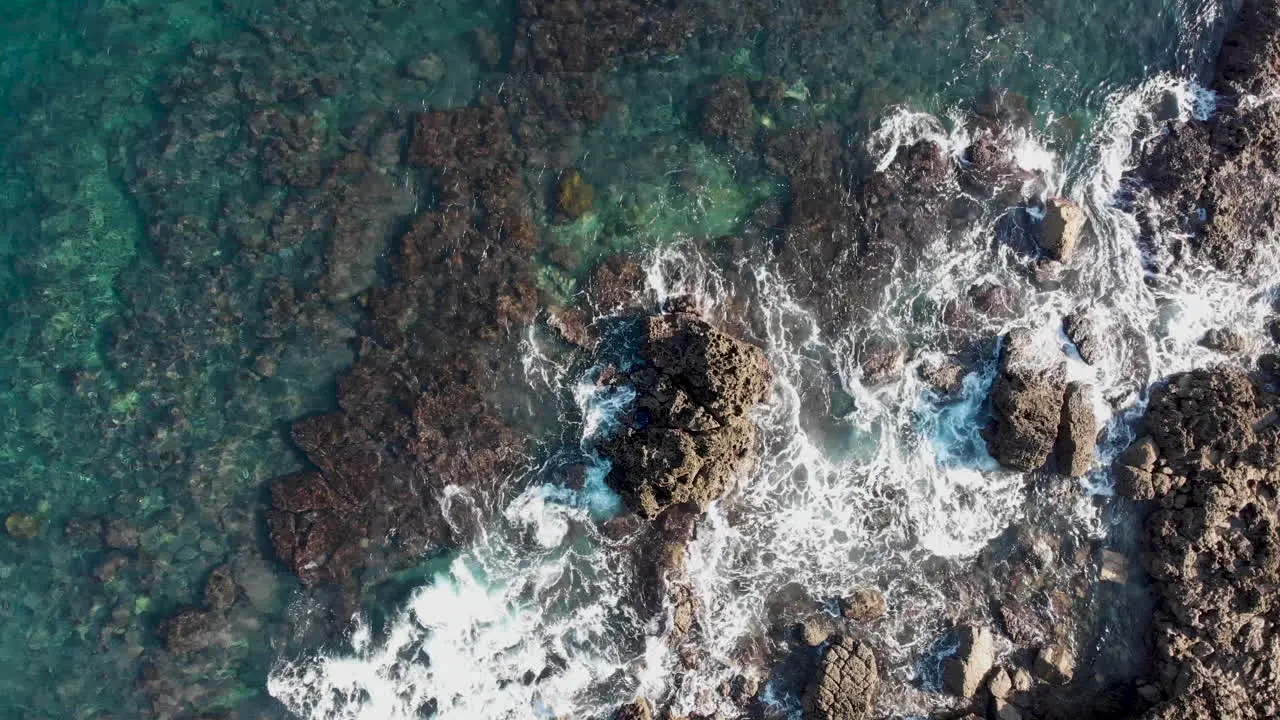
5,513,41,540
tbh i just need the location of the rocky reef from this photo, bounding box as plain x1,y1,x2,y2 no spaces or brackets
602,309,771,518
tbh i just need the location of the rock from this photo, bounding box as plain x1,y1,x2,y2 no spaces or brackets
700,76,756,152
1038,197,1084,261
555,169,595,221
103,519,139,550
942,625,996,699
859,339,907,385
403,53,445,82
470,27,502,69
203,564,237,611
546,306,593,349
1012,667,1034,692
1200,327,1247,354
1033,645,1075,684
985,330,1067,471
1063,311,1103,365
603,312,771,517
988,667,1013,699
5,513,40,540
94,553,130,582
1054,381,1097,477
1099,549,1129,584
1260,352,1280,377
840,588,887,621
992,697,1024,720
800,615,835,646
919,359,967,395
802,636,879,720
614,698,652,720
159,608,216,654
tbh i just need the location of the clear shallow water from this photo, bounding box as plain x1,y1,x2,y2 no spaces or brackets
0,0,1264,718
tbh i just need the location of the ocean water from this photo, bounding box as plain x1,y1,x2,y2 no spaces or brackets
0,0,1268,718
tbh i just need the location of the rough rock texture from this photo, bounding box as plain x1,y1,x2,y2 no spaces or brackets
1132,0,1280,278
841,588,887,621
985,329,1068,472
267,105,538,586
1033,645,1076,685
615,698,653,720
1117,369,1280,719
1063,311,1104,365
942,625,996,699
1055,382,1097,477
700,76,757,151
1200,327,1247,354
603,312,770,517
802,635,879,720
1037,197,1084,261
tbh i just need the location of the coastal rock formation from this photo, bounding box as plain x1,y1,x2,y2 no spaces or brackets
1117,368,1280,719
1037,197,1084,262
1133,0,1280,278
1055,382,1097,477
942,625,996,699
603,311,770,517
802,635,880,720
985,329,1069,472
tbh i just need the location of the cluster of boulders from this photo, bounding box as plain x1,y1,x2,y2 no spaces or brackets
1115,368,1280,719
983,329,1098,477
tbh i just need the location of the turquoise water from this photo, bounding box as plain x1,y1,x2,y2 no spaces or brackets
0,0,1219,717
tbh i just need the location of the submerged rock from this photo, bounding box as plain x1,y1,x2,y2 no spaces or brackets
4,513,41,540
1037,197,1084,261
555,168,595,221
603,312,770,518
159,608,216,655
803,635,879,720
985,330,1067,472
700,76,756,152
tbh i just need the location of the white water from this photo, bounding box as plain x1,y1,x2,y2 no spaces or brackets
268,36,1280,720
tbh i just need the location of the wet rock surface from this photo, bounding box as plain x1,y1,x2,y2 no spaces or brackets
1132,0,1280,278
985,329,1068,472
1118,368,1280,719
1055,382,1097,477
802,635,879,720
602,311,770,518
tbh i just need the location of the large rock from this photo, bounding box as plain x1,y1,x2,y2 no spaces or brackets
942,625,996,699
1054,382,1097,477
803,636,879,720
1119,368,1280,719
1063,311,1103,365
985,329,1067,471
603,312,771,517
1038,197,1084,261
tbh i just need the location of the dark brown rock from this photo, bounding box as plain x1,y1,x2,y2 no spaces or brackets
841,588,887,621
159,608,216,654
203,565,237,612
700,76,756,152
1063,311,1104,365
603,313,771,517
1200,327,1247,354
1055,382,1097,477
985,329,1067,471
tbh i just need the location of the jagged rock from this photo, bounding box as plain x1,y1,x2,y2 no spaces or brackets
1055,382,1097,477
1033,645,1075,684
1099,549,1129,584
841,588,887,621
985,330,1067,471
919,359,967,395
203,565,237,612
1114,435,1161,500
615,698,652,720
802,636,879,720
1063,311,1103,365
859,339,907,385
1038,197,1084,261
800,615,835,647
992,698,1024,720
1012,667,1034,693
942,625,996,699
1200,327,1247,354
988,667,1013,699
94,553,130,582
603,313,771,517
